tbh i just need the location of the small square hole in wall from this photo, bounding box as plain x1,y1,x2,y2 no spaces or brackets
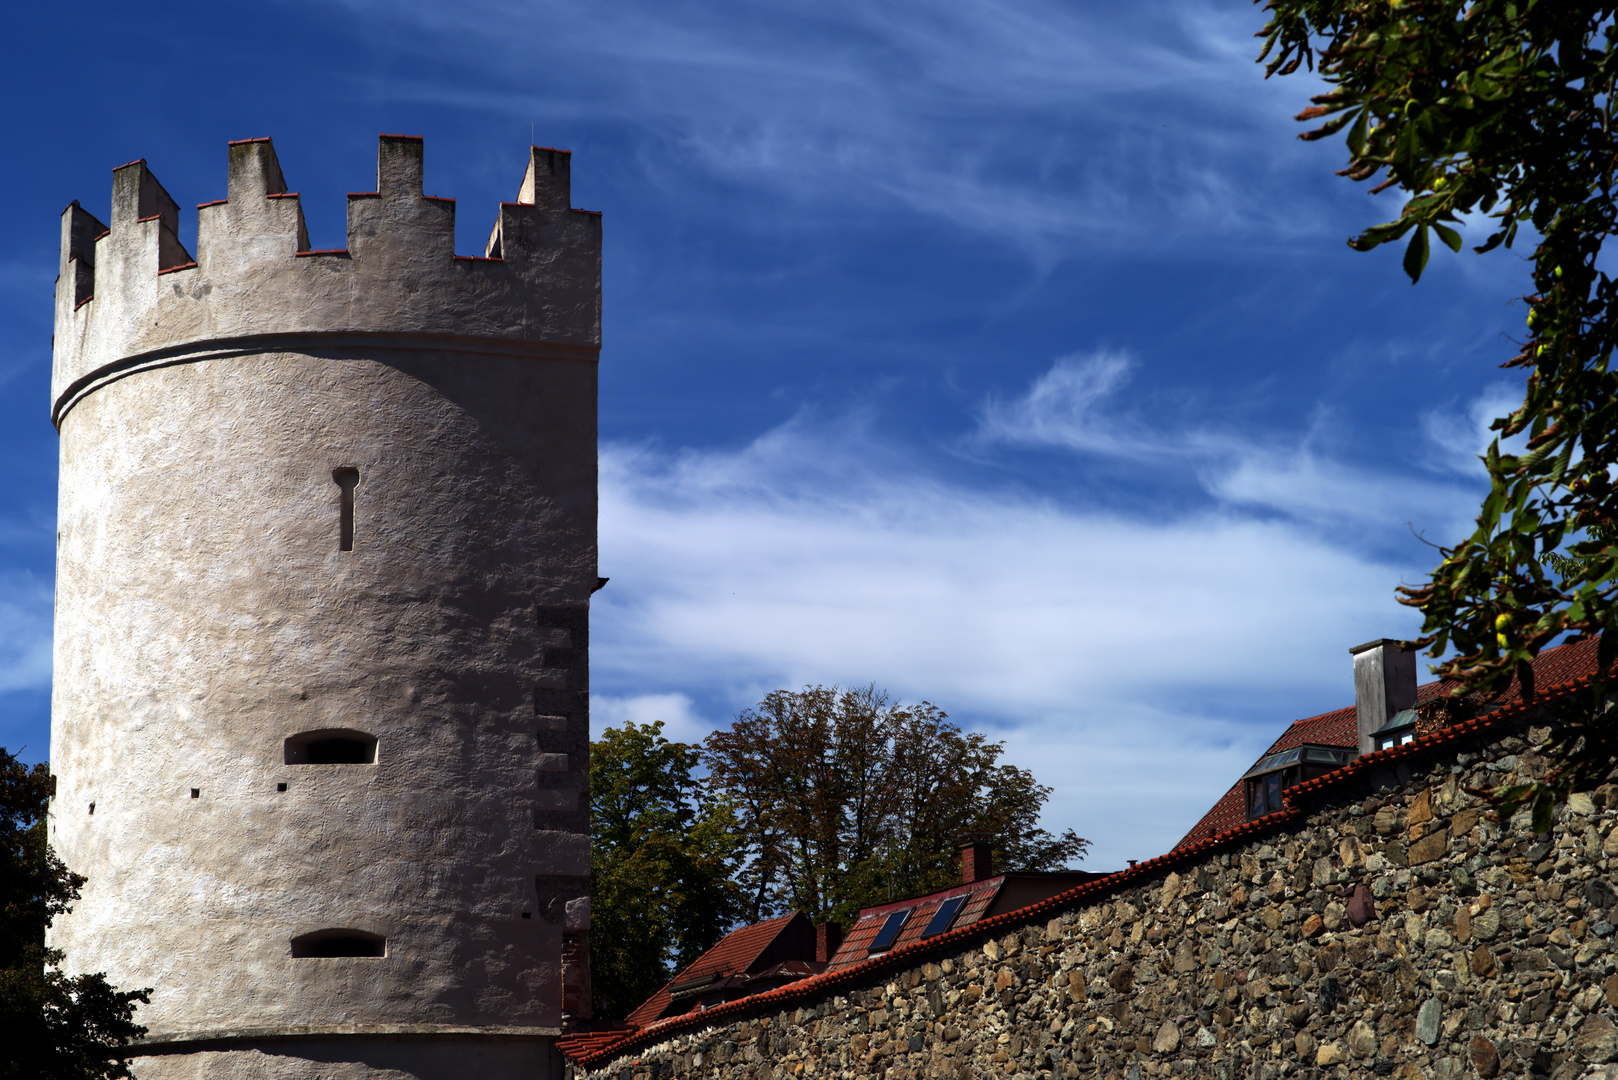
521,911,532,919
190,789,200,799
277,783,287,792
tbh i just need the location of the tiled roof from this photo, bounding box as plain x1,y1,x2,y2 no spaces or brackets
825,876,1005,974
693,958,826,1000
555,1026,637,1060
561,650,1605,1070
1174,636,1604,849
1501,635,1603,699
621,911,812,1029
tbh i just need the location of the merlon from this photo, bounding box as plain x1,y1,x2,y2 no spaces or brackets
52,135,602,427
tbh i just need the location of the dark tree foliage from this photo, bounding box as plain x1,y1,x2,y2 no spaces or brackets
589,723,744,1020
1259,0,1618,821
0,748,148,1080
701,686,1089,928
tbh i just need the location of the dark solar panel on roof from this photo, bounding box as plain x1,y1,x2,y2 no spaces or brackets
869,910,910,952
922,895,966,938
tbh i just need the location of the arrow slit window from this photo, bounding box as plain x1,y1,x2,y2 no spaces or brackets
333,467,359,551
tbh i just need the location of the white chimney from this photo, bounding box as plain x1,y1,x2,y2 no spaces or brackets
1350,639,1417,755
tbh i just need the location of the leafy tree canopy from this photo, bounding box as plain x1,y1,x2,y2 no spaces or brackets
1259,0,1618,817
701,686,1089,928
0,748,148,1080
589,722,744,1020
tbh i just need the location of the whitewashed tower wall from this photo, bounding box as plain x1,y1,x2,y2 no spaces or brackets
48,134,600,1080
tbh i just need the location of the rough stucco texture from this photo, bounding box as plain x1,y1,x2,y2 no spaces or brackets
52,348,596,1034
48,136,600,1079
571,717,1618,1080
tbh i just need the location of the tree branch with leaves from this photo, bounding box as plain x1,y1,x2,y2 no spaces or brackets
589,723,744,1020
701,686,1088,928
1259,0,1618,818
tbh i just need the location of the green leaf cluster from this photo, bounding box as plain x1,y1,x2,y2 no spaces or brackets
1261,0,1618,803
701,686,1089,929
0,748,149,1080
589,722,744,1020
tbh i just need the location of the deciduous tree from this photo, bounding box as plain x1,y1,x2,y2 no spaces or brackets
701,686,1088,927
1259,0,1618,818
589,723,744,1019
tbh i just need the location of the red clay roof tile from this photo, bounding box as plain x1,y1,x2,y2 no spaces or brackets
1174,637,1603,849
622,912,811,1029
825,876,1004,974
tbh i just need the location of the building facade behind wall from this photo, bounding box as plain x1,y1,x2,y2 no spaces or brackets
48,135,600,1079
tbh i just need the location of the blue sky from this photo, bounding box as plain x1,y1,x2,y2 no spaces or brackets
0,0,1535,868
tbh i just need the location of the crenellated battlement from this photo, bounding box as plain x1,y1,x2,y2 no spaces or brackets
52,134,602,426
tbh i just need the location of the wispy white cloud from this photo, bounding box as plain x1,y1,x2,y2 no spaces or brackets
592,692,712,747
592,412,1431,868
1420,382,1529,478
589,358,1542,865
975,350,1147,458
1203,452,1470,533
977,351,1480,532
0,572,54,695
248,0,1525,870
314,0,1343,258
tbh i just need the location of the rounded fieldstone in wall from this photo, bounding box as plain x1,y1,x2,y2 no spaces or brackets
1415,998,1442,1046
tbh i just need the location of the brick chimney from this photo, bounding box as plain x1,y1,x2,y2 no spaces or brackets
815,922,842,964
1350,639,1416,755
961,841,993,884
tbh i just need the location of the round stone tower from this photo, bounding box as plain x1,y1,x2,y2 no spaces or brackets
48,135,600,1079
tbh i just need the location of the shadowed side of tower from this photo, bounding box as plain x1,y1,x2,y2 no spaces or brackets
48,136,601,1080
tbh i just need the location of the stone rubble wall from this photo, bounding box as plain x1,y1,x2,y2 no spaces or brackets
571,718,1618,1080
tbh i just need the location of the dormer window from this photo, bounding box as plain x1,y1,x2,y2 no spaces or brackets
1370,708,1419,751
1242,743,1355,819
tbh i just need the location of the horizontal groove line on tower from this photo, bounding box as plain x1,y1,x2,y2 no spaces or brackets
52,329,600,428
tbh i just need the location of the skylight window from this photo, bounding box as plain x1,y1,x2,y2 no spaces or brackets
869,910,910,952
922,895,967,938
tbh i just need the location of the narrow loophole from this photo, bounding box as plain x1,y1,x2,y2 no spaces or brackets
333,467,359,551
291,929,386,958
87,802,95,815
284,729,377,765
